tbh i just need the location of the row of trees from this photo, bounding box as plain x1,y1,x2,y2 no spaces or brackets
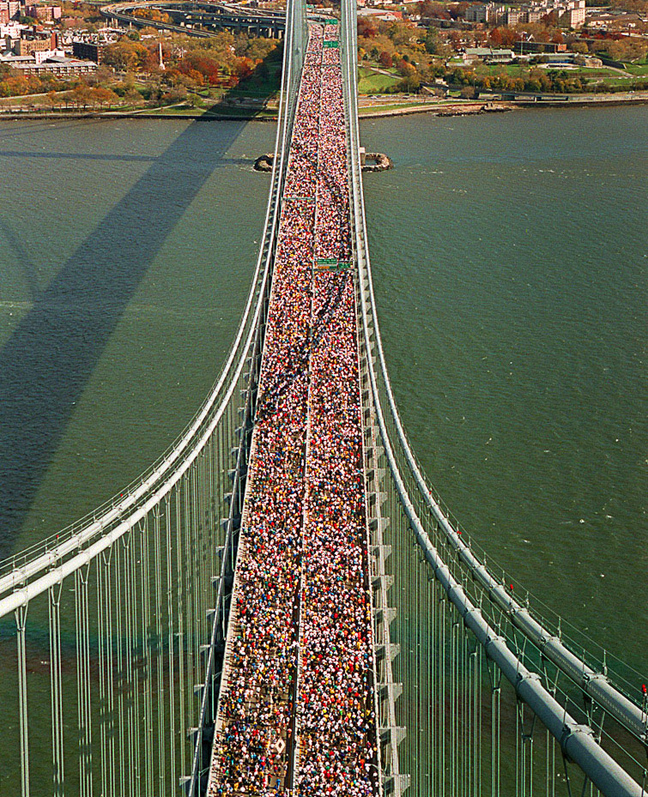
0,68,65,98
45,85,122,108
448,65,590,92
436,60,648,93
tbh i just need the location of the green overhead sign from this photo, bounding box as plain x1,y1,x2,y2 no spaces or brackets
314,259,352,272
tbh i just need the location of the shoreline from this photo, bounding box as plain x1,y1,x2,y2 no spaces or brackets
0,91,647,122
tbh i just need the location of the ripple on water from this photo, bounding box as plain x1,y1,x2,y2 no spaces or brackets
360,105,648,674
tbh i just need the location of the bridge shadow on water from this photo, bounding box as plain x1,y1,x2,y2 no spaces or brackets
0,117,249,561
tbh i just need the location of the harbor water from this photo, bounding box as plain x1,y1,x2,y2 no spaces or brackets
0,106,646,678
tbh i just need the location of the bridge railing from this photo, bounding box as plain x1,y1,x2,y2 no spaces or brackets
339,0,647,793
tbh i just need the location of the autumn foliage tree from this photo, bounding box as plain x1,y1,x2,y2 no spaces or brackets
358,16,378,37
178,51,221,84
103,39,149,71
489,26,520,46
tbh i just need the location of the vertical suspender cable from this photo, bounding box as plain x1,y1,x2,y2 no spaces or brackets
431,573,437,796
440,593,447,797
75,564,93,797
140,515,153,797
183,474,194,757
97,553,108,797
516,697,521,796
130,526,143,797
49,581,65,795
165,497,177,790
175,481,187,783
104,547,116,797
16,603,30,797
153,505,166,797
114,542,126,797
451,611,457,797
122,529,138,797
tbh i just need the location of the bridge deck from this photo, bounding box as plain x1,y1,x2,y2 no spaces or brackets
207,20,379,797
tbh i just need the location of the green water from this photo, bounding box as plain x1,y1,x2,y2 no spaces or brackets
0,118,275,553
0,108,646,677
361,106,648,675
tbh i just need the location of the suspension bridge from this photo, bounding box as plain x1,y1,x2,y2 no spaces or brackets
0,0,646,795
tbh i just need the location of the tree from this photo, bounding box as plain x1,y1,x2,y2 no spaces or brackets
103,40,148,71
178,51,221,85
241,37,278,62
419,1,451,19
387,21,420,49
124,87,143,106
122,71,136,89
460,84,479,98
399,73,421,92
96,65,114,84
379,50,393,68
500,27,520,46
449,2,470,19
424,27,450,56
236,57,255,81
0,74,30,97
161,85,187,104
92,86,118,107
358,17,378,38
74,84,95,108
489,27,504,45
397,58,416,76
606,38,648,61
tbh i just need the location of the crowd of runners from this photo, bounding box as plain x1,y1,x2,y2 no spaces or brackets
208,22,378,797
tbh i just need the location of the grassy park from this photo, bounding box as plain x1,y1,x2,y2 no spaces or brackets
358,67,401,93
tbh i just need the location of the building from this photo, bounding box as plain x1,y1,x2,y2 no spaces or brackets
0,20,22,45
0,1,21,23
0,2,62,23
574,54,603,66
528,0,586,27
526,7,545,22
1,49,98,74
72,40,108,63
465,3,505,23
505,8,523,24
587,10,644,29
25,4,62,21
358,6,403,20
464,46,515,62
358,7,403,19
14,30,57,54
562,1,586,27
468,0,587,28
514,39,567,53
